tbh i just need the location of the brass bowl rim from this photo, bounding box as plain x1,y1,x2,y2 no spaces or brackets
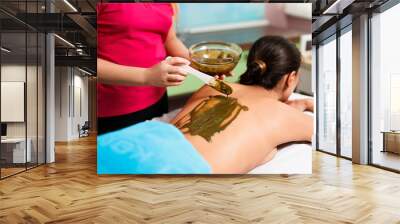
189,41,243,66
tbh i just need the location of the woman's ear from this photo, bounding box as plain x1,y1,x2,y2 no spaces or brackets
284,71,298,89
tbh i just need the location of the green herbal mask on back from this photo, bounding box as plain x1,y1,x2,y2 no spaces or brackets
174,95,248,142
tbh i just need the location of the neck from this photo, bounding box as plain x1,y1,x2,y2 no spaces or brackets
266,89,283,101
252,86,283,101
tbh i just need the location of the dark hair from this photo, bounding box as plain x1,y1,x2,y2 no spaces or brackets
239,36,301,89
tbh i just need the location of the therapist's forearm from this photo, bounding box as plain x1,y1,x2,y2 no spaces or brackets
165,36,189,59
97,58,147,86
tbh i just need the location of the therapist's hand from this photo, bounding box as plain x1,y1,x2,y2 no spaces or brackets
145,57,190,87
214,71,234,80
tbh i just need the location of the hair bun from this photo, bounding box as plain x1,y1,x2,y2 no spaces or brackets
254,59,267,74
239,36,301,90
239,60,267,85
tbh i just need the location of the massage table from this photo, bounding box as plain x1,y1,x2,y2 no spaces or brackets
153,92,313,174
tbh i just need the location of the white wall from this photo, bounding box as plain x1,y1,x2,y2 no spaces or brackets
55,66,70,141
54,67,89,141
71,73,89,139
1,65,37,138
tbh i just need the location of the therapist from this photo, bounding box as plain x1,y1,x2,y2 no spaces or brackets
97,3,190,135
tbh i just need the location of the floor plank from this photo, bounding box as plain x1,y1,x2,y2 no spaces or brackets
1,135,400,224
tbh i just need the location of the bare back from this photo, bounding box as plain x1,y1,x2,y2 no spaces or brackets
170,83,313,173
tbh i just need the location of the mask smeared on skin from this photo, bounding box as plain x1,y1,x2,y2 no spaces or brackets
211,79,233,96
174,95,248,142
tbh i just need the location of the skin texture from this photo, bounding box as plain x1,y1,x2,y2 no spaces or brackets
170,76,313,174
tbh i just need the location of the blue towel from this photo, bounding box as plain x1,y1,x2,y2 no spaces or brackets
97,121,211,174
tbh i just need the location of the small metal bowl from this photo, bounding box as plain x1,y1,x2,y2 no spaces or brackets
189,41,242,76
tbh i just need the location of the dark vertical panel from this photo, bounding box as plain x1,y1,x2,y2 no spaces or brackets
0,12,2,179
60,67,62,117
69,69,71,117
25,0,28,171
315,44,319,151
367,11,373,165
44,17,47,165
336,26,341,157
36,0,39,167
72,68,75,118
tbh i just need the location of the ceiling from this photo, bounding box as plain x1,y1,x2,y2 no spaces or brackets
0,0,96,14
0,0,97,72
311,0,390,41
1,0,392,72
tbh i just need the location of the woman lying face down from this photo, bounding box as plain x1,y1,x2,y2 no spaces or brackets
97,36,313,174
170,36,313,173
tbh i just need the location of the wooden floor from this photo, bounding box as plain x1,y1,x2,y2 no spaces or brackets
1,167,26,178
372,150,400,171
1,135,400,224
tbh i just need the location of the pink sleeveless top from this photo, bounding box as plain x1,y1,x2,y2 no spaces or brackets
97,3,173,117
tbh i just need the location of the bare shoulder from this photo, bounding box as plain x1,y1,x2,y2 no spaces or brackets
187,83,243,102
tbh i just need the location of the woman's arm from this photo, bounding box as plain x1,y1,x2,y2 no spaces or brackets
290,112,313,142
165,26,189,59
285,98,314,112
97,57,190,87
277,103,314,143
